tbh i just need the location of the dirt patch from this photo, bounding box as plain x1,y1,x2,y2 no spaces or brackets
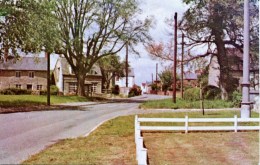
143,132,259,165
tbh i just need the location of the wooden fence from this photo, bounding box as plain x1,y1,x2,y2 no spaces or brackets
134,115,260,165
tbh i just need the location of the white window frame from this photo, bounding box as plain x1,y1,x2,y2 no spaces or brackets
37,85,43,90
29,71,34,78
16,71,21,78
16,84,21,89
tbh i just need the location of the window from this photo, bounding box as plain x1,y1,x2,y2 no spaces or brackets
69,82,77,93
16,71,21,78
37,85,43,90
27,84,32,90
29,71,34,78
16,84,21,89
91,83,97,93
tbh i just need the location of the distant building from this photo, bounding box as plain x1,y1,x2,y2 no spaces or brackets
53,58,102,95
183,71,198,87
0,57,47,91
115,68,135,88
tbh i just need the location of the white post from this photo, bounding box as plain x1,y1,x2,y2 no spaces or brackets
137,137,144,161
185,115,189,133
139,148,147,165
241,0,251,118
234,115,238,132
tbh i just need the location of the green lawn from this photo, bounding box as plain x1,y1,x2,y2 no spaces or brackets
140,98,234,109
22,111,259,164
0,95,90,108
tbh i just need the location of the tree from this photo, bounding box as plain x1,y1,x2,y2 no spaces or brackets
158,67,174,95
97,54,125,91
53,0,152,96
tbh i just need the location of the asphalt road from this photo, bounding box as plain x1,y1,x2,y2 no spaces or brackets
0,94,170,164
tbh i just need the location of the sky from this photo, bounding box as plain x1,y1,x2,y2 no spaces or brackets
50,0,189,86
119,0,189,85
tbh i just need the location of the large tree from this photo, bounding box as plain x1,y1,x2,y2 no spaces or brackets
53,0,152,96
147,0,259,100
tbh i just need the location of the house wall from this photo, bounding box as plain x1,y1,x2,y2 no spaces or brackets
62,75,102,95
53,60,63,92
0,70,47,90
115,77,135,88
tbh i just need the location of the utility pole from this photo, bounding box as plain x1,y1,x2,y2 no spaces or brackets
172,12,177,103
156,63,158,94
125,42,129,88
181,33,184,99
241,0,251,118
46,52,50,106
152,73,153,83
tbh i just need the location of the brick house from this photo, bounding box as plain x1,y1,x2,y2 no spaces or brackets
53,57,102,95
0,57,47,91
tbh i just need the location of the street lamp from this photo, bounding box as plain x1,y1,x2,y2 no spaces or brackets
241,0,251,118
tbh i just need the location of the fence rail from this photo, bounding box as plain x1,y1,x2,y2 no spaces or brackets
134,115,260,165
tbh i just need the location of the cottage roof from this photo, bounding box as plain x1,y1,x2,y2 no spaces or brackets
184,71,197,80
0,57,47,71
58,57,102,76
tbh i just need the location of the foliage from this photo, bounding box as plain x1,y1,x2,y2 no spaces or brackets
158,68,173,92
40,85,59,95
128,85,142,97
203,86,221,100
97,55,125,90
52,0,152,96
183,88,200,101
231,90,242,107
112,85,120,95
180,0,259,99
151,83,160,91
0,88,31,95
140,98,235,109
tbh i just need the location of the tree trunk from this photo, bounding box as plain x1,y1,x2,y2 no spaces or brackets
77,73,86,96
213,29,231,100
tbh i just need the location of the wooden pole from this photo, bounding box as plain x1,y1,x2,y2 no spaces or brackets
172,12,177,103
181,33,184,99
200,83,204,115
46,52,50,106
125,42,129,88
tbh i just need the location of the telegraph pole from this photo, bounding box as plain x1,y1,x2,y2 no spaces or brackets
46,52,50,106
241,0,251,118
125,42,129,88
172,12,177,103
181,33,184,99
156,63,158,94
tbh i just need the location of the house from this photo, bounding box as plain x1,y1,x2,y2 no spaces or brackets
183,71,198,87
53,57,102,95
115,68,135,88
0,57,47,91
208,48,259,90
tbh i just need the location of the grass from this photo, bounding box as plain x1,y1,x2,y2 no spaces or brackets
22,111,259,164
0,95,105,108
140,98,234,109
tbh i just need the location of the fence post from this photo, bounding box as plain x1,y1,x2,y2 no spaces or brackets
234,115,238,132
135,115,141,143
185,115,188,133
139,148,147,165
136,137,144,161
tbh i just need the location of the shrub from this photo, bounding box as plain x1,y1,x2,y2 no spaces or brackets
40,85,59,95
204,86,221,100
231,90,242,107
183,87,200,101
112,85,120,95
128,85,142,98
0,88,31,95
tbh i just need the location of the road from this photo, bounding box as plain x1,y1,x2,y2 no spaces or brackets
0,94,170,164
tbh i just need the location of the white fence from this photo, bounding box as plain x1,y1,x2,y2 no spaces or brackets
134,115,260,165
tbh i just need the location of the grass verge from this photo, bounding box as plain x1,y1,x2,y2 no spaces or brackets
23,111,259,164
0,95,107,113
140,98,234,109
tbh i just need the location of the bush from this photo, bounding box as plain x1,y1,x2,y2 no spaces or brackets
128,85,142,98
40,85,59,95
204,86,221,100
183,87,200,101
231,90,242,107
0,88,31,95
112,85,120,95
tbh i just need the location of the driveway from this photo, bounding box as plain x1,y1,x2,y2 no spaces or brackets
0,94,169,164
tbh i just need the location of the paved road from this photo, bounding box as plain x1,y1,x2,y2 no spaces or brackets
0,94,170,164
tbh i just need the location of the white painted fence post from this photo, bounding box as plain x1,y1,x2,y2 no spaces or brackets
136,137,144,161
139,148,147,165
185,115,189,133
234,115,238,132
135,115,141,143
